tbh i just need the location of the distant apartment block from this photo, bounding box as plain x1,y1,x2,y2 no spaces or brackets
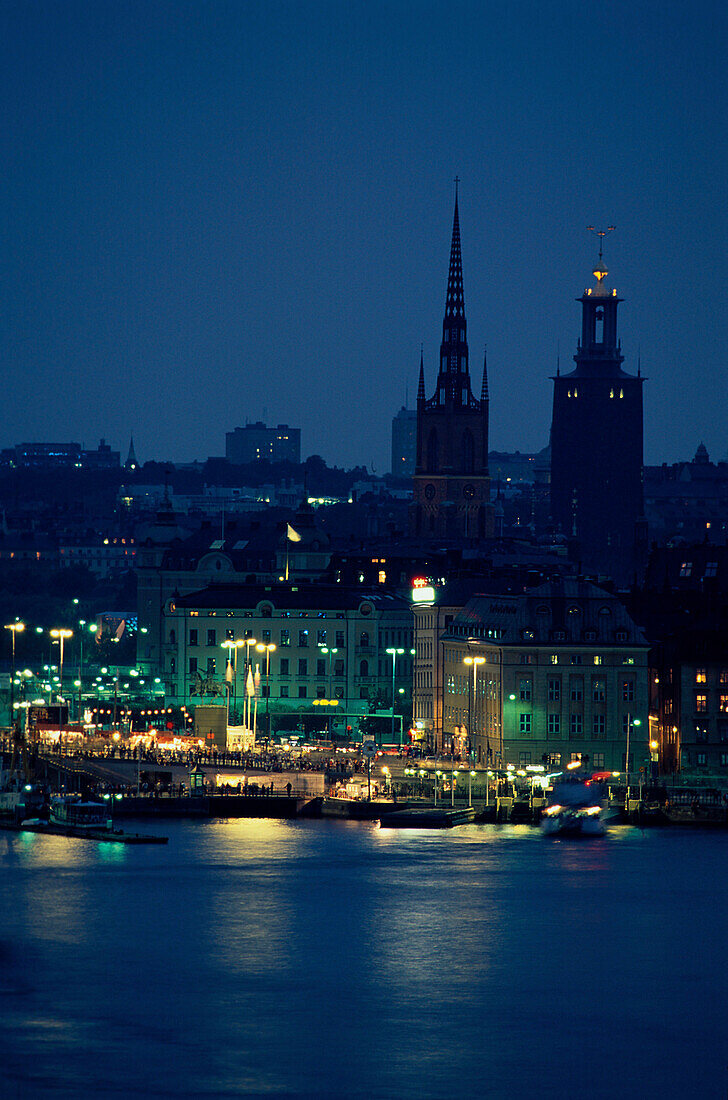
391,407,417,477
226,422,301,465
0,438,120,469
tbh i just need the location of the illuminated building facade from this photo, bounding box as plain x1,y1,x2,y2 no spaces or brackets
550,243,645,583
161,584,413,736
411,187,493,540
439,579,649,771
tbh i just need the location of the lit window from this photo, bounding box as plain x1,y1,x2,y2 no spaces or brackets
720,695,728,713
695,694,707,714
680,562,692,577
696,668,707,684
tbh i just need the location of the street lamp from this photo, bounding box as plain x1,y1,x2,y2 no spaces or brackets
318,645,339,738
385,647,405,746
464,655,485,762
4,622,25,726
256,643,276,740
241,638,257,730
50,629,73,701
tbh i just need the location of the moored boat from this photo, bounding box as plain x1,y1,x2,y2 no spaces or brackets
49,795,113,831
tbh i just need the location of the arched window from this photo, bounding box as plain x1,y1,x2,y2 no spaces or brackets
360,660,369,677
427,429,438,472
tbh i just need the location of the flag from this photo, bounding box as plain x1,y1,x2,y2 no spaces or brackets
115,620,126,641
287,524,301,542
246,667,255,697
225,660,233,684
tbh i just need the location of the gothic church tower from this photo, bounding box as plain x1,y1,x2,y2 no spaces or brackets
410,186,493,540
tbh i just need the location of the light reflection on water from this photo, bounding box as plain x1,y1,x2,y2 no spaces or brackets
1,820,727,1099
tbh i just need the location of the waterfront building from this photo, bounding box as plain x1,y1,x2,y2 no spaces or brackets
411,187,493,541
226,422,301,465
650,636,728,777
549,238,646,584
161,583,413,738
439,579,649,772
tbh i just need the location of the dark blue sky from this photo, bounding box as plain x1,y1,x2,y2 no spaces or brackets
2,1,726,471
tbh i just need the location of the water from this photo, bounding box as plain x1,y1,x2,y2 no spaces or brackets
1,819,727,1099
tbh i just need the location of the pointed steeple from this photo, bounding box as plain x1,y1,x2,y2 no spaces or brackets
480,346,489,401
445,178,465,321
417,346,425,404
125,434,138,471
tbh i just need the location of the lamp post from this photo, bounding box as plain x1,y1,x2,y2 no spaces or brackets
464,655,485,763
221,640,237,724
385,647,405,746
256,643,276,740
4,622,25,727
50,629,73,703
235,638,257,730
318,645,338,738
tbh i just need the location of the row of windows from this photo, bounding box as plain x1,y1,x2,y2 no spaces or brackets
694,669,728,684
188,609,346,619
565,387,624,399
183,628,349,649
694,693,728,713
521,752,607,768
518,713,638,737
691,720,728,743
688,752,728,767
180,627,410,650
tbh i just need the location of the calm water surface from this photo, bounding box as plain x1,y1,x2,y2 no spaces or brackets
1,819,726,1099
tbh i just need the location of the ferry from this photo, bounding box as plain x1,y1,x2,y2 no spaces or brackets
49,795,113,831
541,775,606,837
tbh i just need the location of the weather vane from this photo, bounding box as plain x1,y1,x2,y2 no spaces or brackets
586,224,615,262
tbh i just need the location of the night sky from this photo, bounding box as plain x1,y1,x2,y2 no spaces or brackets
2,1,726,472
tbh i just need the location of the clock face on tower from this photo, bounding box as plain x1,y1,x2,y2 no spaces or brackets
424,483,436,500
463,483,476,499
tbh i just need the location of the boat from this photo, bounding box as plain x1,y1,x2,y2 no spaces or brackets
49,795,113,831
541,776,607,837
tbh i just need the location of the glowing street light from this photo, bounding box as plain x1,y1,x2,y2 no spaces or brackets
256,642,276,739
4,622,25,723
464,655,485,762
50,628,73,700
385,647,405,746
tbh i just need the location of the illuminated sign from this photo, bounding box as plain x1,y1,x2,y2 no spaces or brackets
412,585,436,604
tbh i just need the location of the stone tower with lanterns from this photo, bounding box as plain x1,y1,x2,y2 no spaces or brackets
550,229,646,583
410,185,493,540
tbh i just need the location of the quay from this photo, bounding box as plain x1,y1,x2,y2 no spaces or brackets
0,819,168,844
379,806,476,828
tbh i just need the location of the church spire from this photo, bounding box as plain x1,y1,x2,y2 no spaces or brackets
481,346,489,401
417,346,425,403
445,177,464,321
125,434,138,471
